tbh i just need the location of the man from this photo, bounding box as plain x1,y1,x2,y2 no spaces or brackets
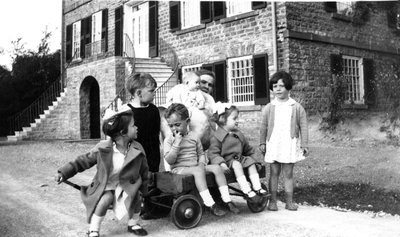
195,69,216,112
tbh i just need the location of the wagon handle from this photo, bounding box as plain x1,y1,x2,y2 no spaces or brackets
63,180,81,190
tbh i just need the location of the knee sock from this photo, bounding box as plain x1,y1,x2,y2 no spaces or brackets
199,189,215,207
270,191,278,203
89,214,104,232
218,185,232,203
249,173,262,191
128,212,140,226
237,175,255,197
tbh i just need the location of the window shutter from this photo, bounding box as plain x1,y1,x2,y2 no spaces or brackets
252,2,266,10
101,9,108,52
253,54,269,105
85,16,92,57
324,2,337,13
363,59,375,105
387,8,397,29
169,1,181,32
80,18,86,58
66,24,72,61
214,61,227,102
115,6,123,56
149,1,158,57
213,1,226,21
330,54,343,75
201,1,212,24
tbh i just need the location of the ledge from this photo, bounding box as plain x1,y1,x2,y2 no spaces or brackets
174,24,206,35
283,30,400,56
237,104,263,112
342,104,368,110
331,13,352,22
220,11,258,24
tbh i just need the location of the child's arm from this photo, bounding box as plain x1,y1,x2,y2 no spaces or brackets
241,133,256,159
57,147,99,181
259,105,270,153
207,137,227,166
163,133,183,165
298,104,309,156
196,137,207,166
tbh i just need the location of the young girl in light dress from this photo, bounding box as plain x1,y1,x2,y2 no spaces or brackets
259,71,309,211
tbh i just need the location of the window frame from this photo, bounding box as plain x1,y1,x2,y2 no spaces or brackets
226,1,252,18
342,55,365,105
72,21,81,60
181,0,201,30
227,55,255,106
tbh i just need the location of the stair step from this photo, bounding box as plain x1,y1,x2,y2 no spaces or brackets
22,127,32,132
44,110,50,115
30,123,37,128
39,114,46,119
134,58,164,63
35,118,42,123
134,63,170,69
7,136,18,142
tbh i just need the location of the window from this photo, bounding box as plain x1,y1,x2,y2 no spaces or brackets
90,11,103,56
342,56,364,104
72,21,81,60
182,64,202,73
336,1,354,16
226,1,252,17
227,56,254,105
181,1,200,29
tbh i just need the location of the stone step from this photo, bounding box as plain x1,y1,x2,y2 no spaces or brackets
134,63,170,69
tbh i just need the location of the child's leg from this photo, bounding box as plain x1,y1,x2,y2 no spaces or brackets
89,191,114,235
231,160,256,198
127,193,148,235
205,165,230,201
268,162,281,211
247,164,267,194
282,163,298,210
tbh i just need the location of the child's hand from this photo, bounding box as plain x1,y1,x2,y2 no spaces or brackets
173,131,183,145
55,173,64,184
259,144,266,154
302,147,310,157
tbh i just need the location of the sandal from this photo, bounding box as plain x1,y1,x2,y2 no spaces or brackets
87,230,100,237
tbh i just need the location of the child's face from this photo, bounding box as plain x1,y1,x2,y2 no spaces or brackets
272,79,289,101
166,113,189,136
223,110,239,132
186,76,200,91
138,85,156,104
126,117,138,140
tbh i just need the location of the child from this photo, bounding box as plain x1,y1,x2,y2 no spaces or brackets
208,103,268,203
163,103,240,215
125,73,160,173
55,105,149,237
166,71,205,109
259,71,309,211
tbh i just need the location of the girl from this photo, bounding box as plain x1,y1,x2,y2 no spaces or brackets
163,103,239,216
259,71,309,211
208,103,268,203
55,105,149,237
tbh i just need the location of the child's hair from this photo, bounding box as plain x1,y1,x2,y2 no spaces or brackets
182,71,199,84
269,71,294,91
213,105,239,126
102,110,133,139
164,103,189,120
125,72,157,96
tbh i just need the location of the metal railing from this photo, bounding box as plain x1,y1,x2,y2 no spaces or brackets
85,39,105,58
6,50,78,135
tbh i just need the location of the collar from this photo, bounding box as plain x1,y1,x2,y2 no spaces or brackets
214,127,241,142
271,97,296,106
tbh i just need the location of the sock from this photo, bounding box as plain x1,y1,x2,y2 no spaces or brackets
286,192,294,204
270,191,278,202
199,189,215,207
127,212,140,226
249,173,264,191
218,185,232,203
89,214,104,232
237,175,255,197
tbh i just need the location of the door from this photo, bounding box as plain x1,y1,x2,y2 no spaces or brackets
132,2,149,58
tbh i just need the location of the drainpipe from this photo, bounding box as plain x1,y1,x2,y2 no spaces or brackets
271,1,278,73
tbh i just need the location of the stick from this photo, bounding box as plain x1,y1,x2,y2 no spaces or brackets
63,180,81,190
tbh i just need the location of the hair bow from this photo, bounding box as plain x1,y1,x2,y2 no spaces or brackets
102,104,131,125
213,101,232,116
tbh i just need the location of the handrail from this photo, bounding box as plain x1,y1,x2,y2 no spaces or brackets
124,33,135,73
153,60,179,107
6,49,78,135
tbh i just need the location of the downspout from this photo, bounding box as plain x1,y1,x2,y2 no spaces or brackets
271,1,278,73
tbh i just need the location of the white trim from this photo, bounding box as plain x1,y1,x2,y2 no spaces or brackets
342,55,364,104
227,55,254,106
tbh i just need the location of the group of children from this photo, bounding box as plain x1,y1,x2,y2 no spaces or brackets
55,70,308,236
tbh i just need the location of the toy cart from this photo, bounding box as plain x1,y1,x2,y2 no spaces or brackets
144,164,269,229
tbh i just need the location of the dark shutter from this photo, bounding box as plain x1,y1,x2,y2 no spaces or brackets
169,1,181,32
85,16,92,57
363,58,375,105
80,18,86,58
115,6,123,56
101,9,108,52
149,1,158,57
252,2,266,10
214,61,227,102
253,54,269,105
201,1,212,23
330,54,343,75
387,8,397,29
324,2,337,13
213,1,226,21
66,24,72,61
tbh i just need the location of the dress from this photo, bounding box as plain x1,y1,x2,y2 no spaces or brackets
128,103,161,172
264,98,305,163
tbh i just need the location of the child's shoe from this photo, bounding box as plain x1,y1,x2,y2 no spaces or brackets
285,202,298,211
127,224,148,236
226,202,240,214
255,188,269,196
267,201,278,211
206,204,226,216
87,230,100,237
245,191,262,203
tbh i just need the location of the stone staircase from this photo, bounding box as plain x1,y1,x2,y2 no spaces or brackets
134,57,177,89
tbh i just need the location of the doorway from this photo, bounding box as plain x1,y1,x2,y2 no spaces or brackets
79,76,100,139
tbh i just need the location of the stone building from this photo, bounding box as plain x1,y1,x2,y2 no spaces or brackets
9,1,400,141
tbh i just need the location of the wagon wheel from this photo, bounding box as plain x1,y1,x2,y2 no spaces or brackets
247,183,269,213
144,188,173,219
171,194,203,229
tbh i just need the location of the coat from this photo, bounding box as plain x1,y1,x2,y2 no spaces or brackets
208,127,258,168
58,139,149,223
